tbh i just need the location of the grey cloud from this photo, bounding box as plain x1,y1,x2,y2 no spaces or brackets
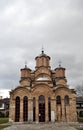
0,0,83,92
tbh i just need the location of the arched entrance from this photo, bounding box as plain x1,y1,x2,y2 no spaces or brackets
39,95,45,122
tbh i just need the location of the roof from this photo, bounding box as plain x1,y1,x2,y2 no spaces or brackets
35,50,50,59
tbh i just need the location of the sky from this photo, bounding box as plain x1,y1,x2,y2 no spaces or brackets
0,0,83,98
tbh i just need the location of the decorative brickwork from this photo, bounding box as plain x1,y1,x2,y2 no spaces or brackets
9,51,77,122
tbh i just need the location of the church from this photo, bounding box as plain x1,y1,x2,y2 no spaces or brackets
9,50,77,122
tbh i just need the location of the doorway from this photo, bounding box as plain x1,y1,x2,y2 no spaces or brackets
39,95,45,122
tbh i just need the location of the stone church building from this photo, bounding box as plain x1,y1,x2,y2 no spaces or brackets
9,50,77,122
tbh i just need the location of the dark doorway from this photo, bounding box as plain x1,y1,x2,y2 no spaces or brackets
39,95,45,122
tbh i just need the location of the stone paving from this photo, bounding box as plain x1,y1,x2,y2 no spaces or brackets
3,122,78,130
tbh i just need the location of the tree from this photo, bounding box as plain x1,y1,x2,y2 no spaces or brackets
75,84,83,97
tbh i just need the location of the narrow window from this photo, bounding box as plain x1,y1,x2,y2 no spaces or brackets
48,97,51,121
64,95,69,105
39,95,45,122
23,96,28,121
56,96,61,104
15,96,20,122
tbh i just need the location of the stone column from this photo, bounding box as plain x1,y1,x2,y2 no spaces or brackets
28,98,33,122
20,99,23,122
61,99,65,121
9,99,15,122
51,99,55,122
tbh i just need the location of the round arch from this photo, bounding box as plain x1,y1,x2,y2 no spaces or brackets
11,86,31,99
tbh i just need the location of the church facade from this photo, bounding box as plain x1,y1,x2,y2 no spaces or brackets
9,50,77,122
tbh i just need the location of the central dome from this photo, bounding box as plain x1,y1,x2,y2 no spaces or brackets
35,50,51,69
35,50,50,60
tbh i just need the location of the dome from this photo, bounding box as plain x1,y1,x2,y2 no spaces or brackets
35,50,50,60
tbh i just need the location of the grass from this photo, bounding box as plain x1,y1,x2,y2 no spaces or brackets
0,118,9,124
0,118,9,130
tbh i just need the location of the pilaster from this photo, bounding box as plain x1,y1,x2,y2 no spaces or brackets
36,98,39,123
45,98,48,122
28,98,33,122
20,99,23,122
51,99,55,122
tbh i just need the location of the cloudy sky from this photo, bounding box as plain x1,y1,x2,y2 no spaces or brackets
0,0,83,98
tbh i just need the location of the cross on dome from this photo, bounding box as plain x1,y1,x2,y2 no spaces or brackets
59,60,62,68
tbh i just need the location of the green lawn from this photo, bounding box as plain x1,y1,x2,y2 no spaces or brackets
0,118,9,124
0,118,9,129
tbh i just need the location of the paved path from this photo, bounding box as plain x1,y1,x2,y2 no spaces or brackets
3,123,77,130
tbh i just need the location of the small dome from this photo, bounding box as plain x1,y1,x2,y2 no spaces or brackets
35,50,50,60
21,64,31,71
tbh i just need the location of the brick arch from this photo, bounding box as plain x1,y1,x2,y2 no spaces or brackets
35,67,51,78
55,86,71,98
32,84,53,97
11,87,31,99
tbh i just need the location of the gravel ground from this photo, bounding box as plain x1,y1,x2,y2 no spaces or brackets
3,123,77,130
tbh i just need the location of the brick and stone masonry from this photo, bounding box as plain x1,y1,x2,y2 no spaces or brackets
9,50,77,122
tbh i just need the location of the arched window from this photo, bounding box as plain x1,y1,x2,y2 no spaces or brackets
39,95,45,103
56,96,61,104
33,97,36,121
23,96,28,121
15,96,20,122
64,95,69,105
